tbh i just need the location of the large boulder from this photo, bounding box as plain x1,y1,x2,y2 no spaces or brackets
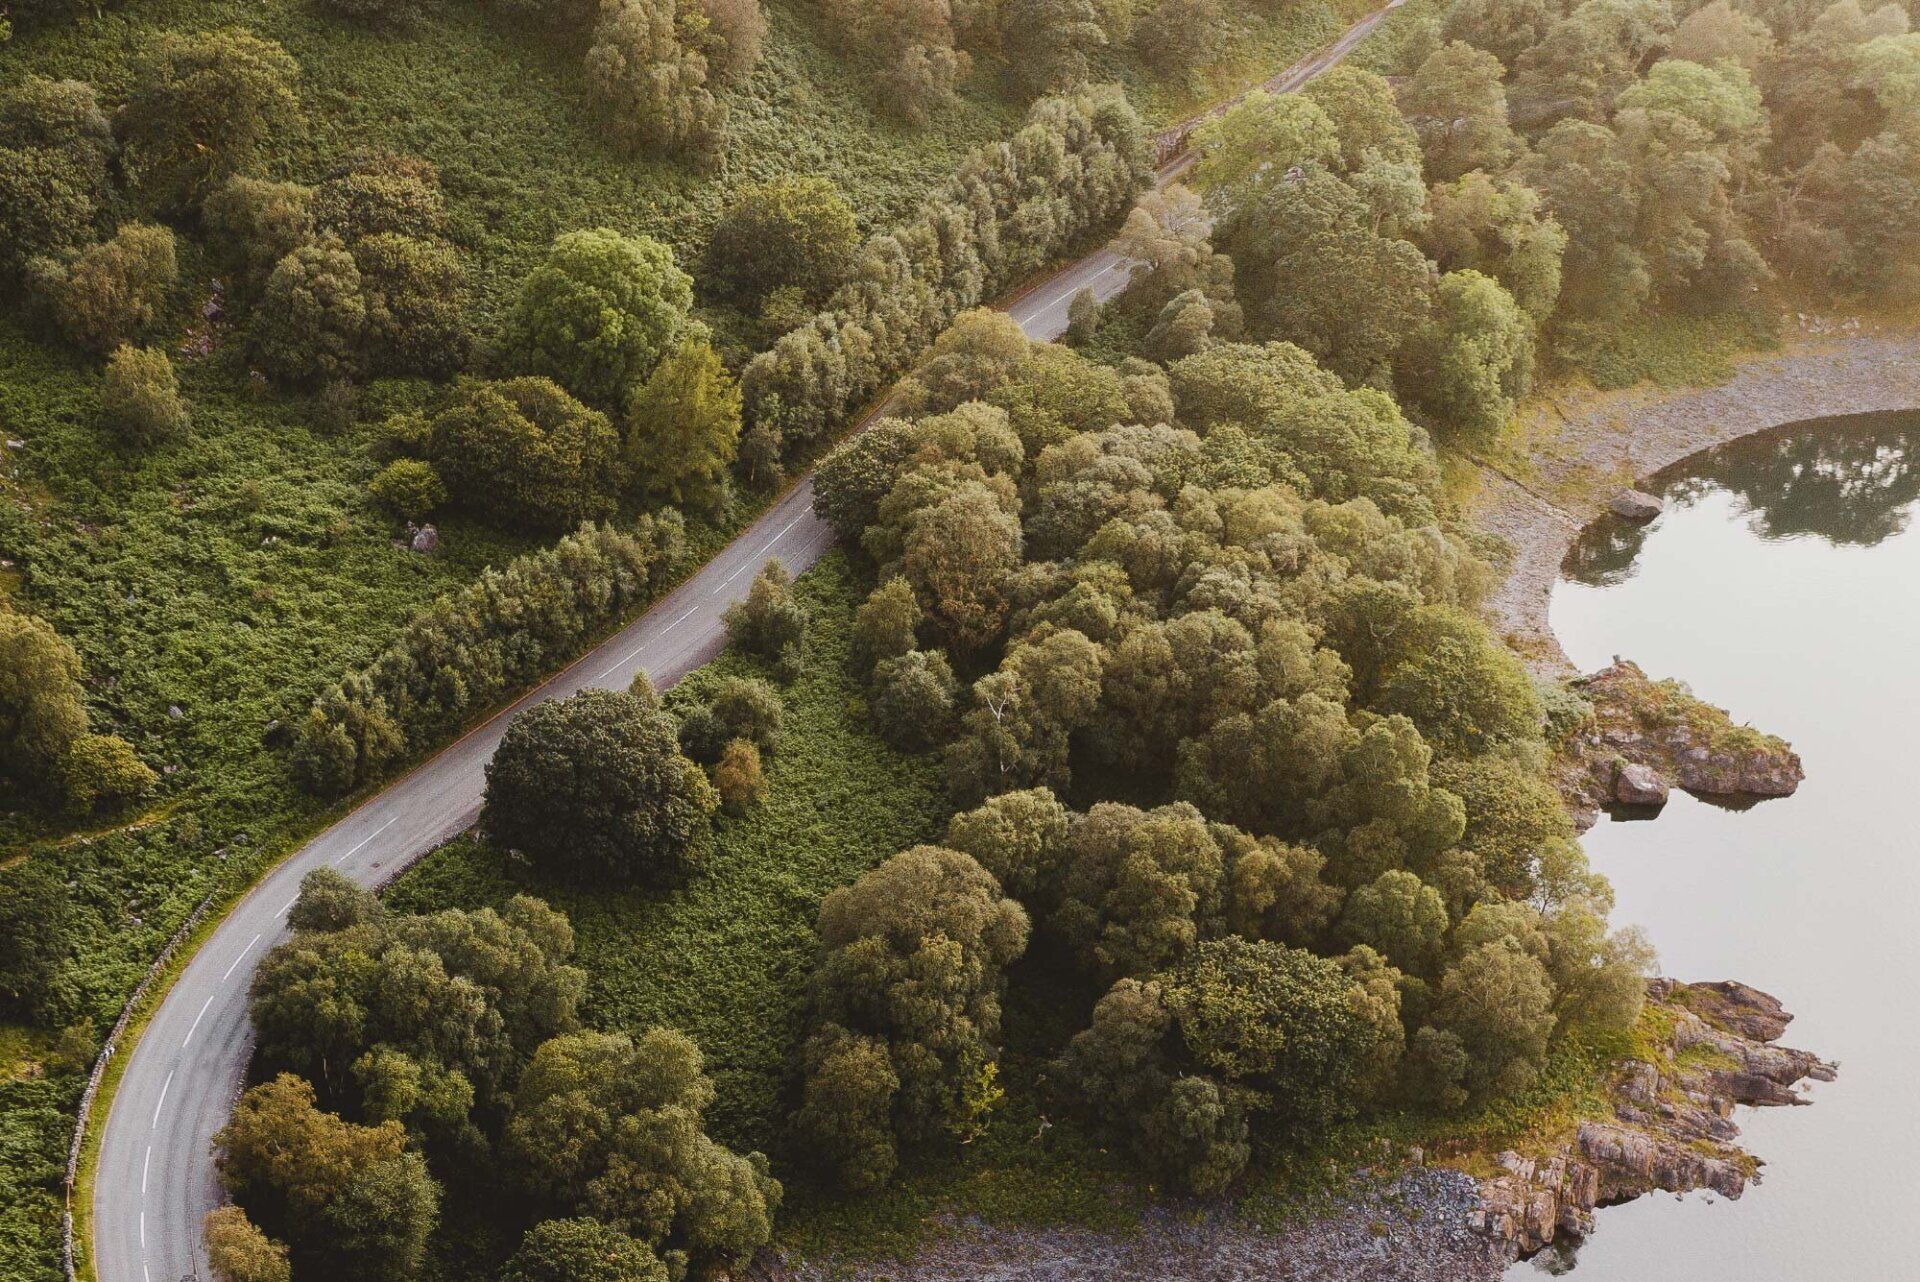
1609,488,1664,521
1613,760,1669,807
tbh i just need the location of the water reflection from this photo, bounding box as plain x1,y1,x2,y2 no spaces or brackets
1564,410,1920,587
1520,408,1920,1281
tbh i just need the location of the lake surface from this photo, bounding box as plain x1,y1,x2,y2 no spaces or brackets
1504,410,1920,1280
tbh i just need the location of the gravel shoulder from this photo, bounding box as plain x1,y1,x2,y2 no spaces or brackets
1474,329,1920,672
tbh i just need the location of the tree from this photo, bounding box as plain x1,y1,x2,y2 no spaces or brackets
285,868,384,934
1337,869,1448,973
1671,0,1775,71
869,650,959,749
1134,0,1228,82
319,1150,440,1282
33,222,177,354
0,611,88,792
943,786,1071,902
1432,939,1556,1097
1442,0,1561,68
502,227,694,409
1396,269,1534,445
204,1205,291,1282
1192,91,1341,202
367,458,446,521
1510,0,1676,128
1001,0,1108,97
55,732,156,814
900,309,1031,414
427,378,621,532
1516,119,1649,321
100,344,189,445
1401,41,1522,182
1377,605,1544,753
0,859,71,1021
712,738,765,811
707,175,860,305
502,1219,669,1282
313,153,448,244
116,28,302,211
852,575,922,674
0,145,95,279
1052,801,1227,979
353,233,470,378
505,1029,780,1258
253,237,366,386
901,481,1024,653
203,176,314,289
692,0,767,85
1421,172,1567,325
795,846,1029,1188
1217,165,1433,388
482,688,717,883
624,329,740,515
1302,65,1423,173
585,0,726,157
723,562,808,665
214,1073,409,1231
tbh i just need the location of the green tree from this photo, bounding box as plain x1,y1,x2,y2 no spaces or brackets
1421,172,1567,325
944,786,1071,902
116,28,302,211
1432,939,1557,1097
1002,0,1108,96
707,175,860,305
869,650,959,749
313,153,448,244
585,0,726,157
100,344,189,445
482,688,717,883
353,233,470,378
253,237,366,385
795,846,1029,1188
0,145,95,279
1377,605,1544,753
852,575,922,674
0,611,88,791
502,227,694,408
502,1219,668,1282
1303,65,1423,173
901,480,1024,653
427,378,621,532
723,562,809,664
1401,41,1522,182
203,176,314,289
214,1073,409,1232
505,1028,780,1258
1052,801,1226,979
55,732,156,815
1217,165,1433,387
1192,90,1341,201
33,222,178,354
1397,269,1534,445
1337,869,1448,973
624,329,740,515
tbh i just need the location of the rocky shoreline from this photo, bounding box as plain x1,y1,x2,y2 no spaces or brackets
1476,329,1920,673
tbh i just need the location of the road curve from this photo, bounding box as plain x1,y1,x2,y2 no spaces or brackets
91,11,1400,1281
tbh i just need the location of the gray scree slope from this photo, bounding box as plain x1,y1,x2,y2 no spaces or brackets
91,10,1401,1279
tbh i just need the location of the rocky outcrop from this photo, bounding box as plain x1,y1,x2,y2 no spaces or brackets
1609,489,1664,521
1556,660,1802,826
1471,979,1835,1263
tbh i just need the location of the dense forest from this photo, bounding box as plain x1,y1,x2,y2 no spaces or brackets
3,0,1919,1276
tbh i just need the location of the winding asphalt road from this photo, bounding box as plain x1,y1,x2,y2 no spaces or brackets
90,10,1401,1280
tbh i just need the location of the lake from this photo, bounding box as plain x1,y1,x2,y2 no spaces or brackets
1506,410,1920,1280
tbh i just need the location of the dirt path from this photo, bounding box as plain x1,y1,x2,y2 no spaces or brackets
1473,330,1920,673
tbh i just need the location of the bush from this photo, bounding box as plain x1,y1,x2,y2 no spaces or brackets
0,611,89,792
312,153,448,245
501,226,694,409
116,28,302,212
741,87,1154,457
203,176,314,289
253,237,366,386
55,733,157,814
868,650,957,750
353,232,471,377
427,377,621,533
367,458,446,521
289,517,682,794
724,562,808,667
100,344,190,445
481,688,718,883
712,738,765,812
0,145,96,278
584,0,726,158
707,175,860,306
501,1219,667,1282
33,222,178,353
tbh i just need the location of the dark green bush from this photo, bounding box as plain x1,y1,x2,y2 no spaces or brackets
427,377,620,533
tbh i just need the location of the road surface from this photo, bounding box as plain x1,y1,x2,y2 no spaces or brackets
90,10,1400,1280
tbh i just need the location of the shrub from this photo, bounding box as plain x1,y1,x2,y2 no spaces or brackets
55,733,157,814
312,153,448,244
116,28,302,211
33,222,178,353
100,344,190,445
712,738,765,812
0,145,95,278
740,88,1153,457
482,688,718,883
353,232,471,377
502,227,694,408
624,329,740,515
203,175,314,288
724,562,808,665
289,517,682,793
253,237,366,386
707,175,860,305
427,377,621,532
501,1219,667,1282
794,847,1030,1189
367,458,446,520
584,0,726,158
0,611,89,791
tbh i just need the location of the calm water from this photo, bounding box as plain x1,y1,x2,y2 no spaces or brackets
1508,411,1920,1281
